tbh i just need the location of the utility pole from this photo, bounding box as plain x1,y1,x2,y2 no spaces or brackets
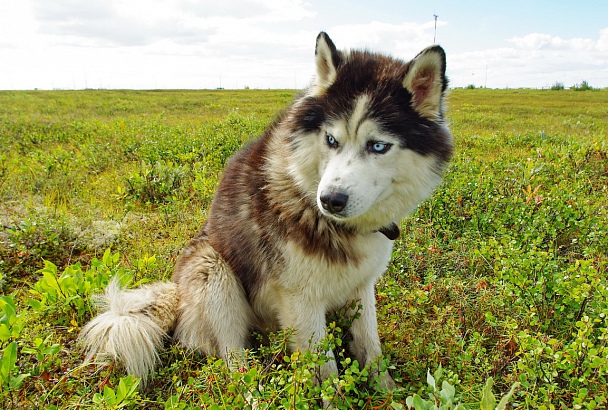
485,65,488,88
433,14,438,44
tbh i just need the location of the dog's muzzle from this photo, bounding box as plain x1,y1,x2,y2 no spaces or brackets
319,191,400,240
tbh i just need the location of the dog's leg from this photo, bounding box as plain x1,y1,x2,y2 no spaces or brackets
173,238,253,368
277,295,338,382
348,281,396,390
205,274,253,371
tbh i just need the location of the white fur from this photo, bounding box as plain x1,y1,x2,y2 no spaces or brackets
312,102,445,232
79,278,178,384
172,251,253,366
254,231,393,381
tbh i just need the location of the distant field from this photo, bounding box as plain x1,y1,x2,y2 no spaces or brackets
0,89,606,408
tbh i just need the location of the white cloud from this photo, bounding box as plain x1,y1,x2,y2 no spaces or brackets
593,27,608,51
28,0,315,48
0,0,320,89
507,33,595,51
448,30,608,88
31,0,212,47
179,0,315,21
327,20,442,58
0,1,606,90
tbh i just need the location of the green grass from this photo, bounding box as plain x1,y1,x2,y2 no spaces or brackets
0,88,607,409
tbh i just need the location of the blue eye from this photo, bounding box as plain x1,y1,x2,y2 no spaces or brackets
367,141,392,154
326,133,339,148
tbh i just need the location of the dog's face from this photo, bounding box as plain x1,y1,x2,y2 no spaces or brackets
287,32,453,233
315,103,435,222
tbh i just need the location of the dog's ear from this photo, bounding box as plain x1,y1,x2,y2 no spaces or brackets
314,32,341,93
403,45,447,120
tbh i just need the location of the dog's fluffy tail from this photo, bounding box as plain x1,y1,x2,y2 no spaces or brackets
79,278,179,384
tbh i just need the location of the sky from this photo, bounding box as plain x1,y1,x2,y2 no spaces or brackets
1,0,607,90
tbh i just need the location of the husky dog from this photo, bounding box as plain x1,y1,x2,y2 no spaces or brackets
80,32,453,390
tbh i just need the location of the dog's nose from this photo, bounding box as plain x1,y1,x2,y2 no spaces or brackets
319,192,348,214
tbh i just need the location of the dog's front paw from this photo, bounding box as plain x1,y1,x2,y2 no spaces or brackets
376,371,397,390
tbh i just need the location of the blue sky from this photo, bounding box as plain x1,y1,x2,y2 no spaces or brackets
1,0,606,89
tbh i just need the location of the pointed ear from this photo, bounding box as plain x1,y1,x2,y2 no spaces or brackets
403,45,447,120
313,32,341,94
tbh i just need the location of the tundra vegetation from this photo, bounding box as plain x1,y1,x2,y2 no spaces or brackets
0,88,606,409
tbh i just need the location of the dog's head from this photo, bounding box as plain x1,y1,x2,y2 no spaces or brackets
287,32,453,234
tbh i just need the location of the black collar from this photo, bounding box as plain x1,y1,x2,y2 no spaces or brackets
378,222,400,240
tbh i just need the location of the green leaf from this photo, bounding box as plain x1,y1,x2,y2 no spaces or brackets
0,341,29,389
40,260,58,275
113,374,140,407
0,352,11,385
433,364,443,381
407,394,429,410
496,382,520,410
103,385,117,406
102,248,113,265
480,377,496,410
101,248,120,266
28,296,45,311
1,341,17,381
0,324,10,342
0,295,19,330
441,380,456,401
41,271,62,296
427,368,436,390
0,295,17,315
41,344,61,356
9,372,29,389
92,393,103,404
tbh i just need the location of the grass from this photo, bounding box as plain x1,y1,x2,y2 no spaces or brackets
0,88,607,409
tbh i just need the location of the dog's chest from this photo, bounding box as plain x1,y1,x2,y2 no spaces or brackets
278,232,393,305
